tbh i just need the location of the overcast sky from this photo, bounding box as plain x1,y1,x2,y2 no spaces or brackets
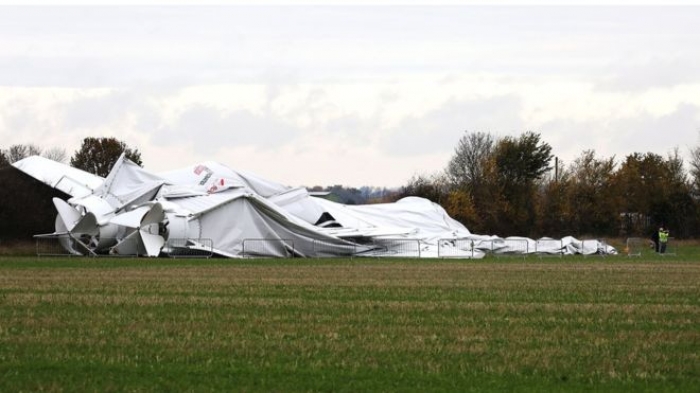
1,5,700,187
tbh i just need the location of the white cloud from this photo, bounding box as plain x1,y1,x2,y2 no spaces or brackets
158,103,301,153
380,95,524,156
539,103,700,167
2,5,700,186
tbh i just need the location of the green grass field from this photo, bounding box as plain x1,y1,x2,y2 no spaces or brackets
1,253,698,392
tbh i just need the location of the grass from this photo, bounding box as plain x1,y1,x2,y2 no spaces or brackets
0,254,698,392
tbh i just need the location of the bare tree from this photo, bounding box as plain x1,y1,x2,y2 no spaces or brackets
446,131,494,189
43,147,68,164
5,144,42,163
689,138,700,196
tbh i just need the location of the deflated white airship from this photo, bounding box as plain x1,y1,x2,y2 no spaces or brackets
12,155,615,258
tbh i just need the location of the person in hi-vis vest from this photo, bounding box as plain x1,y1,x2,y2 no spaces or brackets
658,227,669,254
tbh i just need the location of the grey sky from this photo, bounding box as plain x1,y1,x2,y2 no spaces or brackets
1,5,699,186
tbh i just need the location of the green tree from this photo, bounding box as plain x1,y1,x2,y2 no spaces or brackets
536,160,573,237
492,132,553,235
659,149,697,238
494,132,553,185
70,137,143,177
612,152,692,236
615,153,660,235
395,174,449,205
0,166,70,240
689,131,700,198
0,150,8,168
444,189,476,229
565,150,620,236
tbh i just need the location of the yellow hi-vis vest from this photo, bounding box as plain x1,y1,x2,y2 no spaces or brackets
659,230,669,243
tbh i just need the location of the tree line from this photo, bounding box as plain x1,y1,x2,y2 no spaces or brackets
395,131,700,239
1,137,390,205
3,133,700,240
0,137,142,176
0,137,143,241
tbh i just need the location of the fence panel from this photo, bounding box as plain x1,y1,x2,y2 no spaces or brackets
658,236,677,256
36,236,217,258
438,238,475,258
167,238,214,258
242,238,295,258
35,235,118,257
625,237,646,257
312,240,358,258
36,236,76,257
581,239,604,257
536,239,564,257
473,239,499,256
365,238,421,258
493,238,529,257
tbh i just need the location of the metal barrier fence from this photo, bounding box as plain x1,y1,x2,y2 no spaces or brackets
625,237,646,257
166,238,214,258
581,239,609,257
35,235,121,257
36,235,78,257
437,238,476,258
36,236,214,258
242,238,296,258
626,236,678,257
367,238,422,258
312,240,359,258
34,235,628,259
492,238,530,257
658,236,677,256
36,235,124,257
535,238,564,257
